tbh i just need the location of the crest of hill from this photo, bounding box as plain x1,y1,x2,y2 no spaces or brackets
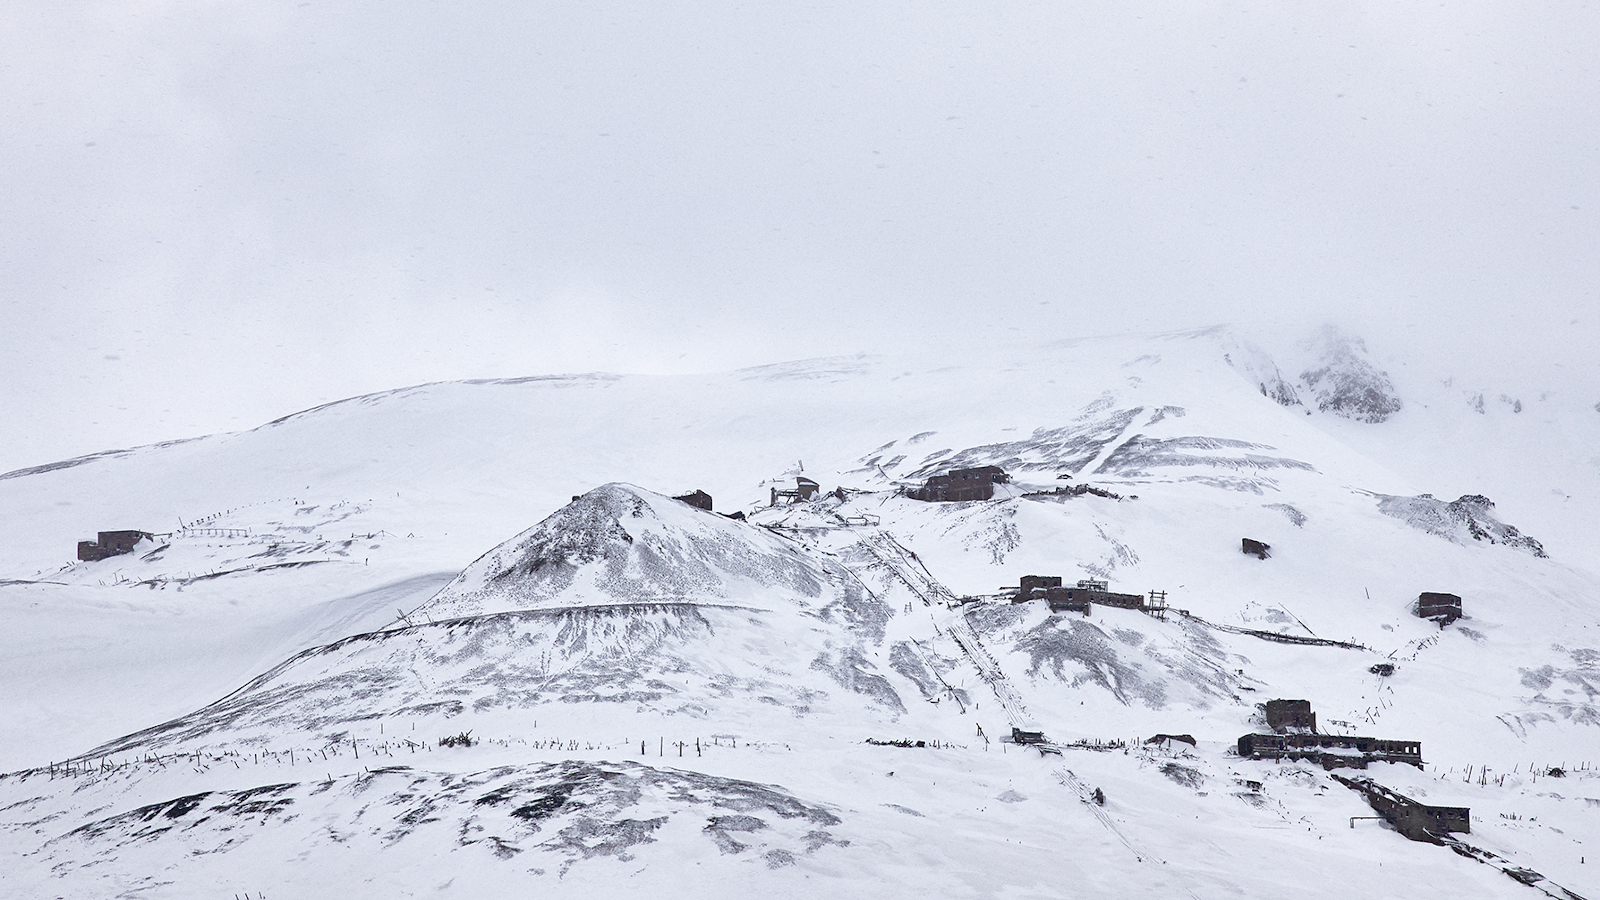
419,483,874,623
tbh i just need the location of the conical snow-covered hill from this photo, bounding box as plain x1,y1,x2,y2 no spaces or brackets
418,482,874,619
1,325,1597,899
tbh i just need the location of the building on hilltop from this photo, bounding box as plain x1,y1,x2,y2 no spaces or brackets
1416,592,1462,626
1264,699,1317,733
673,490,713,511
77,530,153,562
1019,574,1062,595
1013,576,1147,614
905,466,1010,502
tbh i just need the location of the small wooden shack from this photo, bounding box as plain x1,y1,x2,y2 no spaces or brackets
1241,538,1271,560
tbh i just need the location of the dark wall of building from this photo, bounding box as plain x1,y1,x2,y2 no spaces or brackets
1333,775,1469,841
907,467,1008,502
1020,575,1063,594
1264,699,1316,733
1044,586,1091,612
1417,592,1462,623
1239,732,1423,769
77,530,152,561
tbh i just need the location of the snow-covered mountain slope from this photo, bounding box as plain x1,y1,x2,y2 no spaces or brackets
70,486,915,763
1,324,1598,898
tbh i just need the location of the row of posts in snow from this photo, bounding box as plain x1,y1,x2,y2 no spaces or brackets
16,731,1175,785
14,732,784,783
1436,760,1595,786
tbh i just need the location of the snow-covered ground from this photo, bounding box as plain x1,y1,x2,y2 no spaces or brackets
1,325,1596,898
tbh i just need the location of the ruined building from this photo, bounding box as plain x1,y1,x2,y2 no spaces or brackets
1240,699,1421,769
770,477,821,506
1013,576,1148,613
905,466,1010,502
1019,574,1062,594
76,530,153,562
1332,775,1470,842
1264,699,1316,733
1237,732,1423,770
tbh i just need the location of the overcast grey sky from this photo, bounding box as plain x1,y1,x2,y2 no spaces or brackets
2,1,1596,471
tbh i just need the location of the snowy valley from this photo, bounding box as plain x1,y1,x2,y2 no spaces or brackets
1,325,1597,899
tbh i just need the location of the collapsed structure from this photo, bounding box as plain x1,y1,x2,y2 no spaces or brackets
771,477,821,506
1333,775,1470,842
1237,732,1423,770
1239,700,1420,770
76,530,153,562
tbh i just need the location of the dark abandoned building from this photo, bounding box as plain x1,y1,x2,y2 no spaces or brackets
1416,592,1462,626
672,490,713,511
1019,574,1063,595
1013,576,1146,613
1011,727,1048,745
1237,732,1423,770
1264,699,1317,733
906,466,1010,502
1332,775,1470,842
76,530,153,562
1241,538,1271,560
1043,587,1093,614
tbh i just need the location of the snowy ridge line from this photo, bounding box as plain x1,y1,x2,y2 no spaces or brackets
1172,609,1368,650
67,601,768,764
0,435,211,481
